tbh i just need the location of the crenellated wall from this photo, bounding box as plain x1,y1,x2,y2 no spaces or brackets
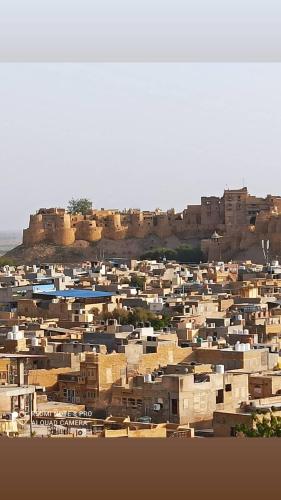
23,189,281,259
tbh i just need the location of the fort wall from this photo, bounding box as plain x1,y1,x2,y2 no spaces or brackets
22,188,281,260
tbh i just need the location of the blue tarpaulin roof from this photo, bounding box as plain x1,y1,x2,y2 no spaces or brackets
34,289,113,299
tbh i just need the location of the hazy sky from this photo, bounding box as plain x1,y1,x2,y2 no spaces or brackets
1,63,281,231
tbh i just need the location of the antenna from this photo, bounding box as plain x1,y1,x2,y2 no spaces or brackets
261,239,270,265
261,240,266,263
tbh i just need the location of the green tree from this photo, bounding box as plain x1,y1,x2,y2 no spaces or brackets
0,257,16,267
100,307,170,330
141,245,205,263
236,413,281,437
130,275,146,290
141,247,177,261
174,244,205,263
67,198,93,215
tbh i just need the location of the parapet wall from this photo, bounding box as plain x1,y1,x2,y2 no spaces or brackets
23,210,213,247
22,188,281,258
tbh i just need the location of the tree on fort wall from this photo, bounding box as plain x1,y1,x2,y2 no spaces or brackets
67,198,93,215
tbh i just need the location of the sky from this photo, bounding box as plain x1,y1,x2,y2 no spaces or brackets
1,63,281,231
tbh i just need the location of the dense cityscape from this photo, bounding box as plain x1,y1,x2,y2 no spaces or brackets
2,196,281,437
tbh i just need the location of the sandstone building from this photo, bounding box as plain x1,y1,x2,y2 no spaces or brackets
22,187,281,260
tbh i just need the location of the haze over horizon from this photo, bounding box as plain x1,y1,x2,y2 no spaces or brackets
1,63,281,231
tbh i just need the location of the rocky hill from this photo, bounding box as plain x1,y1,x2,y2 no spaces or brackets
5,235,202,264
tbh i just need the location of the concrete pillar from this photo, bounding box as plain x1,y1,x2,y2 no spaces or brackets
32,393,37,413
17,359,25,386
17,395,25,411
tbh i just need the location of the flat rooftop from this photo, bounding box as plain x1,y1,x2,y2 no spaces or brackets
34,289,114,299
0,354,46,359
0,385,36,396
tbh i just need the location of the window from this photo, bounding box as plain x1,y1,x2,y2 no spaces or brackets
225,384,232,392
216,389,223,404
254,385,262,395
216,389,224,404
171,398,178,415
146,346,157,353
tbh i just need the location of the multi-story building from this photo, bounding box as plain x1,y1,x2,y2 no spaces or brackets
108,366,249,428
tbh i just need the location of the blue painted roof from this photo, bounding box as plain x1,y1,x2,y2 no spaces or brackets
34,289,113,299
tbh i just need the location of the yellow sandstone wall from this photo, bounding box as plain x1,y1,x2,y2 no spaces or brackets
22,197,281,256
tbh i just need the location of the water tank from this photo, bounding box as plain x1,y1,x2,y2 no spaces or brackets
235,341,240,351
7,331,13,340
245,343,251,351
243,329,249,335
215,365,225,374
144,374,152,383
237,315,243,321
12,325,19,334
31,338,39,347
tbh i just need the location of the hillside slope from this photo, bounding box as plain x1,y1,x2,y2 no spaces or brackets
5,235,201,264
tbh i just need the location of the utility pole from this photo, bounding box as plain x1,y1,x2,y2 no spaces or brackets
29,393,33,437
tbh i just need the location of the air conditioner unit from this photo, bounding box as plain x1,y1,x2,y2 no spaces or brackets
76,428,87,437
153,403,161,411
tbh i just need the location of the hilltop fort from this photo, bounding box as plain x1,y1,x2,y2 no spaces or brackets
8,187,281,263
